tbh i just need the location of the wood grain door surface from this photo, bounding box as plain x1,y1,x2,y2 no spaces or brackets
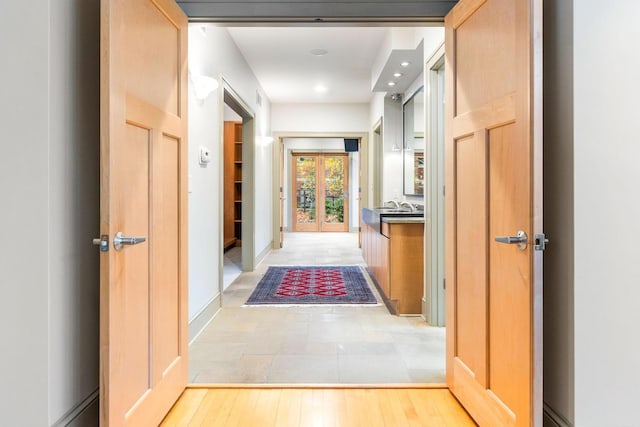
100,0,189,425
444,0,543,425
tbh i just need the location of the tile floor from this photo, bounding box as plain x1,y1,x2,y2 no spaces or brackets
191,232,445,384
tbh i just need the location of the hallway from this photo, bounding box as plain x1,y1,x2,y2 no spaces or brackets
190,233,445,384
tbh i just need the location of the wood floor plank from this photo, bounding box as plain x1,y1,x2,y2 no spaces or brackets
251,388,281,426
163,387,476,426
225,388,260,427
160,389,208,427
274,389,302,426
188,389,237,426
407,389,447,427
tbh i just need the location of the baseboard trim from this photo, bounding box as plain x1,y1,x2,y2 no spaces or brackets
255,242,272,267
543,403,573,427
51,388,98,427
189,294,221,344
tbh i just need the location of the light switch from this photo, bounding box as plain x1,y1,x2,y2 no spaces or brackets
199,146,212,165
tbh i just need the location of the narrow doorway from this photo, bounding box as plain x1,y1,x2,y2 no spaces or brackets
292,153,349,232
222,105,243,289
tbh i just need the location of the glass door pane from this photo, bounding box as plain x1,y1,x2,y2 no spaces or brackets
321,155,348,231
293,156,318,231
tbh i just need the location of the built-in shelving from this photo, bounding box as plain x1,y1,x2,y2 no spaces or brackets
224,122,243,249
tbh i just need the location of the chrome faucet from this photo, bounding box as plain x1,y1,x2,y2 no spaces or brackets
385,200,401,209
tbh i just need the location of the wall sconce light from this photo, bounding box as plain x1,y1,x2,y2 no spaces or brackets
190,71,219,101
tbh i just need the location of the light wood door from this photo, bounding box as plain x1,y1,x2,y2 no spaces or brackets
291,153,349,232
100,0,188,425
445,0,543,426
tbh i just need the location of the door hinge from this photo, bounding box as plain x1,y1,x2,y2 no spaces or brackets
534,233,549,251
280,186,283,193
280,226,283,232
443,278,446,289
442,186,445,196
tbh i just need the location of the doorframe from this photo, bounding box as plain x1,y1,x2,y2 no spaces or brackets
372,118,383,208
424,44,446,326
272,131,369,248
290,152,351,233
218,78,256,296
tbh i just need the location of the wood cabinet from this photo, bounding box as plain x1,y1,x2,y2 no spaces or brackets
362,218,424,315
224,121,242,249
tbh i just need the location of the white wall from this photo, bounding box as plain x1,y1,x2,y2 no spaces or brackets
48,0,101,424
573,1,640,425
272,103,369,133
0,0,100,425
188,25,272,321
282,138,359,230
0,2,50,425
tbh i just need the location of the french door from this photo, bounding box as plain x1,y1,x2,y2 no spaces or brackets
292,153,349,232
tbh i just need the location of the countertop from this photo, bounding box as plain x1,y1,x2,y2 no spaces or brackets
381,216,425,224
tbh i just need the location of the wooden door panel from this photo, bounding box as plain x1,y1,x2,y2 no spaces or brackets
152,133,181,376
117,123,151,414
488,123,530,417
454,132,487,386
101,0,188,425
123,0,181,115
454,0,515,115
445,0,542,425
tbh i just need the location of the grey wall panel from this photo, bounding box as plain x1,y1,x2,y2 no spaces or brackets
178,1,457,20
48,0,101,424
543,0,575,425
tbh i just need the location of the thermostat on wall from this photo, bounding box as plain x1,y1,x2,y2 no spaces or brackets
199,146,212,165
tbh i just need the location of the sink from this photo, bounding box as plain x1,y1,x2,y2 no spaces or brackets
374,207,423,217
374,207,412,213
362,207,423,232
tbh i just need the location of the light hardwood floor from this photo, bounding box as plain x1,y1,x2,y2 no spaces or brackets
160,387,476,426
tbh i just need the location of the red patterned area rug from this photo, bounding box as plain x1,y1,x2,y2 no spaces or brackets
245,266,378,305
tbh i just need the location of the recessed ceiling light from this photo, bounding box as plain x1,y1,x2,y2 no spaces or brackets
400,61,411,67
314,84,328,93
388,82,396,87
393,72,403,78
310,48,328,56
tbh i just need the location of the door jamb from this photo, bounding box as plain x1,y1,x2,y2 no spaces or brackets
424,44,446,326
219,78,256,300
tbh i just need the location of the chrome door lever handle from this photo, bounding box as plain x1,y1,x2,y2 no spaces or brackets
114,231,147,251
495,230,528,250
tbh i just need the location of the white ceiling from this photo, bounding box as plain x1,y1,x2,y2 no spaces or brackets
226,27,389,104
